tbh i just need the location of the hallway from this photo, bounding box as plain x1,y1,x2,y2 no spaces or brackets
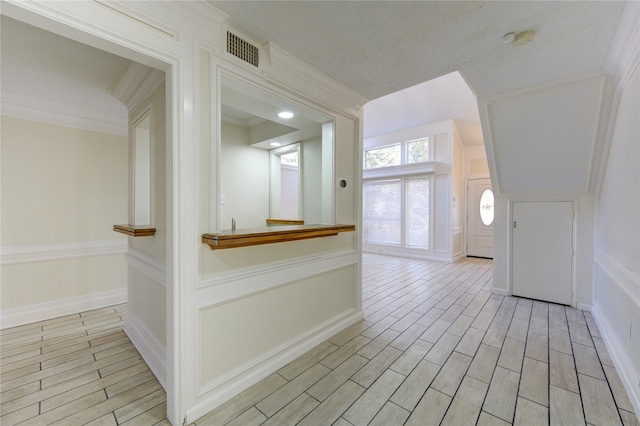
1,254,637,425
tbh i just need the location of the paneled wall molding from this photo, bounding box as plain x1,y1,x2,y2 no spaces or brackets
124,312,167,390
594,248,639,306
198,249,359,303
1,288,127,329
1,93,128,137
125,248,167,287
591,303,640,417
113,62,165,112
1,239,127,265
188,308,362,423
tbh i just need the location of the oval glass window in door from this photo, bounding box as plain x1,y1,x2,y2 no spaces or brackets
479,189,494,226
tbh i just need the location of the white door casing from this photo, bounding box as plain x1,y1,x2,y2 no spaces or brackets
512,201,573,305
466,178,494,258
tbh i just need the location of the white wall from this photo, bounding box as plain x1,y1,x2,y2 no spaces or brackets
220,122,270,229
593,55,639,415
194,46,363,422
1,116,128,326
124,79,168,389
452,124,464,257
302,137,322,224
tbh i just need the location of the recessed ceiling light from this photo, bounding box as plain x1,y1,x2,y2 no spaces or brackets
278,111,294,119
270,142,282,147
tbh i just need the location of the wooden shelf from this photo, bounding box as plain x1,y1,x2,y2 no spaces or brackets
202,224,355,250
113,224,156,237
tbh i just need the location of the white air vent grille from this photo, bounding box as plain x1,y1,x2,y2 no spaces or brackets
227,32,259,67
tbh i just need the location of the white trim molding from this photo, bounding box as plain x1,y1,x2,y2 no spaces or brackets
199,249,358,295
1,239,127,265
125,248,167,287
604,1,640,86
594,249,640,306
1,287,127,329
124,312,167,391
113,62,165,112
1,93,128,137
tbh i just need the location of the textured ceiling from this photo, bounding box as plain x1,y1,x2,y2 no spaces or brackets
1,15,130,118
211,1,624,100
0,2,625,142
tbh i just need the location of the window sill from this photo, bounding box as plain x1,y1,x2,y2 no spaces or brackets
202,224,355,250
113,224,156,237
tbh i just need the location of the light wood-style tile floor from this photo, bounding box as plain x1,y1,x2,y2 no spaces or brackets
2,254,638,425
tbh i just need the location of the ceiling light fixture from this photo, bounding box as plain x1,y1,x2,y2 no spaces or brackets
270,142,281,147
278,111,294,119
511,30,536,47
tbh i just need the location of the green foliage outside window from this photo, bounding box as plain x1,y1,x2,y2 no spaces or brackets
364,144,401,169
407,138,429,164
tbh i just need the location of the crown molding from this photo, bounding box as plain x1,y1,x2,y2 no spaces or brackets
605,1,640,85
264,43,368,118
1,93,127,137
113,61,165,112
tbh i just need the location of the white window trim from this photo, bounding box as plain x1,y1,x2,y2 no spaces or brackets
363,174,432,251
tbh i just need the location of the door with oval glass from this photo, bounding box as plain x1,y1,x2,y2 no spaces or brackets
466,178,494,258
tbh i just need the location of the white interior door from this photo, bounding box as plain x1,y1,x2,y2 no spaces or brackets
466,178,494,258
512,201,573,305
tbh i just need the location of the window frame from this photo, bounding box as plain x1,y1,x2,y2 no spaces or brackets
364,136,431,170
363,174,432,250
363,143,402,170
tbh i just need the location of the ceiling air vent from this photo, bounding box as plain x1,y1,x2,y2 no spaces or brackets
227,31,259,67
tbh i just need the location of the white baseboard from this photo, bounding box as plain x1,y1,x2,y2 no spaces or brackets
577,303,592,312
124,313,167,391
185,309,364,423
591,304,640,418
1,288,127,329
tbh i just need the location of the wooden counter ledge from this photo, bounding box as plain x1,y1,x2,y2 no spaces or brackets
202,224,355,250
113,224,157,237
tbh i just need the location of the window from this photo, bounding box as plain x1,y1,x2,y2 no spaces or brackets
405,177,429,248
364,137,430,170
363,177,430,249
364,144,401,169
270,143,301,220
363,180,401,245
479,189,494,226
407,138,429,164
